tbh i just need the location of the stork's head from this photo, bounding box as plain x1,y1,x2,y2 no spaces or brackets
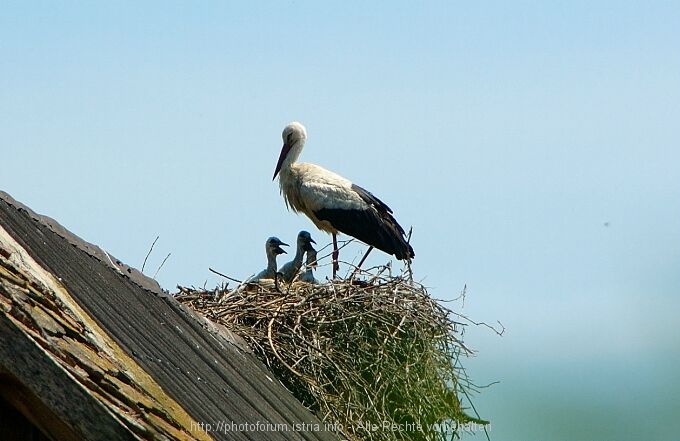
283,121,307,142
266,237,288,256
297,230,316,251
273,122,307,180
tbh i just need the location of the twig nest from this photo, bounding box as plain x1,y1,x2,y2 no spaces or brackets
177,267,487,441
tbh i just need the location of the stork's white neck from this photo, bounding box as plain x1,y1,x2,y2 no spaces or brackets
282,139,305,172
266,248,279,272
291,240,306,266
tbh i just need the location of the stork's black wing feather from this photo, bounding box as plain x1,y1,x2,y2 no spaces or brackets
351,184,393,215
315,184,414,260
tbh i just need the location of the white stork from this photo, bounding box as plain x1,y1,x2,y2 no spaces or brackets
248,236,288,282
272,122,414,277
279,230,316,283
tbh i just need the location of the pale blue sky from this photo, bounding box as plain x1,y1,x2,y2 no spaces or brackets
2,2,679,440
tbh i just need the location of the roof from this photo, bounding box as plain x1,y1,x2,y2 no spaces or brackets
0,191,338,441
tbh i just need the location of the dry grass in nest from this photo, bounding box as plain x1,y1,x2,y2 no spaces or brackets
176,265,489,441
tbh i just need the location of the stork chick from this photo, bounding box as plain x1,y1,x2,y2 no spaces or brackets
248,237,288,282
279,231,316,283
298,245,318,284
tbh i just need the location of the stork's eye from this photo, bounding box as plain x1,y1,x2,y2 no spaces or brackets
286,133,293,143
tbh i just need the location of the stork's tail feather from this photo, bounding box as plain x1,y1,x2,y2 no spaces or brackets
382,218,414,261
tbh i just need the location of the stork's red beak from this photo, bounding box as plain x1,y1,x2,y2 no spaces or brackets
273,143,291,180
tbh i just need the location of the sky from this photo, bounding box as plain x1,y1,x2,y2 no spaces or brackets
2,1,679,440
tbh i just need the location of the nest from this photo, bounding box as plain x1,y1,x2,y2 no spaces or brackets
176,266,488,441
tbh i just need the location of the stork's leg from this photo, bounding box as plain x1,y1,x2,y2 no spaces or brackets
332,233,340,278
350,246,374,279
356,246,374,270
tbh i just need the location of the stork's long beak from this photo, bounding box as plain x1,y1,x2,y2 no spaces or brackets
274,241,289,255
273,143,291,180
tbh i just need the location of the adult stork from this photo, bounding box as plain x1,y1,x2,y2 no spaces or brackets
272,122,414,277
